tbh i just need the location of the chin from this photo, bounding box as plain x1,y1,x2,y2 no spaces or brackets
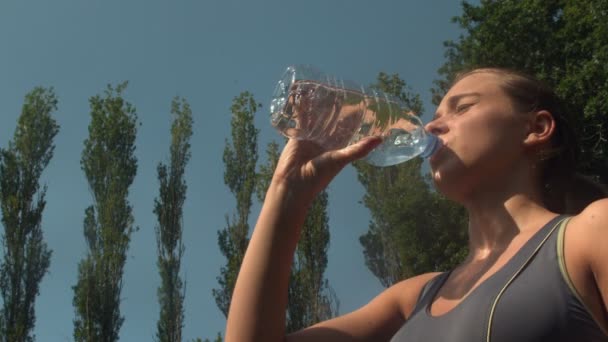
430,169,450,194
429,167,471,203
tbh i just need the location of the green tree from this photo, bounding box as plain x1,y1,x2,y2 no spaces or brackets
435,0,608,183
72,82,138,342
256,141,339,333
199,332,222,342
154,97,193,342
355,73,467,287
213,92,260,317
0,87,59,342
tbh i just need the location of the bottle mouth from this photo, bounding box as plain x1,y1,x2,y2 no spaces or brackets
420,133,442,158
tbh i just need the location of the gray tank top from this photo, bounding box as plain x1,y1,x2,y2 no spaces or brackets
390,215,608,341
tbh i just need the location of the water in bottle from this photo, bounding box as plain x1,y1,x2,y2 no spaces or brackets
270,65,441,167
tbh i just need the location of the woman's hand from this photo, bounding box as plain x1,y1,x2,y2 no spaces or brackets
271,136,383,204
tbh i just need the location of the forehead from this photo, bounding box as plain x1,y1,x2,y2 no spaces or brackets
435,71,516,117
448,72,505,96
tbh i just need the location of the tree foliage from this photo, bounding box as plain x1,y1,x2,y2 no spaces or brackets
0,87,59,342
213,92,260,317
199,332,222,342
286,189,339,332
256,141,339,333
435,0,608,182
154,97,193,342
72,82,138,342
355,74,467,287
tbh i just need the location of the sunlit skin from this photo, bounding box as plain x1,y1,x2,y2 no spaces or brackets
425,73,556,254
225,71,608,341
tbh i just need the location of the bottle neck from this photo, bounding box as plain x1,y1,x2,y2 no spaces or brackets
420,133,441,158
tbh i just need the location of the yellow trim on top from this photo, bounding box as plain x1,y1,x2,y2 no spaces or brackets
556,218,583,301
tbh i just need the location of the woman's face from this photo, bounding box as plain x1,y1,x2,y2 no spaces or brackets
425,71,531,200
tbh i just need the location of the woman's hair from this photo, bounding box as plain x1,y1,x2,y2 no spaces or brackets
454,68,607,214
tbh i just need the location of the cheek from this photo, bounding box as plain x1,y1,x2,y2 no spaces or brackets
436,117,521,185
430,112,524,197
448,121,495,165
459,114,519,159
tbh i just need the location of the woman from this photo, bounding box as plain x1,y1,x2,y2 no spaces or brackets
225,68,608,341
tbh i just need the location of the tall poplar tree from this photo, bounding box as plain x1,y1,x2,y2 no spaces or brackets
213,92,259,317
72,82,138,342
355,73,467,287
256,141,339,333
0,87,59,342
154,97,193,342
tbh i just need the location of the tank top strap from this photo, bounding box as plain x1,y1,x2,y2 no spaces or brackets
411,271,452,314
485,214,568,340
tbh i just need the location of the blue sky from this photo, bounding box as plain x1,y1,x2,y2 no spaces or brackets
0,1,467,340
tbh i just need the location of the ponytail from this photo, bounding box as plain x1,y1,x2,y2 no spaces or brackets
546,173,608,215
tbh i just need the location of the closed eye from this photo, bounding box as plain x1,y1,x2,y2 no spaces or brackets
455,103,474,113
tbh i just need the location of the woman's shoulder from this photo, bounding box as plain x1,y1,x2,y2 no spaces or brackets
389,272,444,296
387,272,444,320
564,198,608,334
569,198,608,231
565,198,608,269
286,272,445,341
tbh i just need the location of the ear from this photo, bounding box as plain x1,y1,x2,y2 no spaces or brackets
523,110,555,147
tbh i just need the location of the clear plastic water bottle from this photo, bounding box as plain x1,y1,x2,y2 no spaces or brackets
269,65,441,167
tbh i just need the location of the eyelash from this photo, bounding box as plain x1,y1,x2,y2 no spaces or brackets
455,103,474,113
432,102,475,121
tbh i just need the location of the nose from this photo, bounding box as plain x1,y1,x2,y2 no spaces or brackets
424,117,448,136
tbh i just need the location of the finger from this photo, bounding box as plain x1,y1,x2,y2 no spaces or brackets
311,136,383,177
333,136,383,165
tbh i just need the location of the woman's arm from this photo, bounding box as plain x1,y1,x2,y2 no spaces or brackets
581,199,608,330
225,179,307,342
286,272,441,341
225,137,382,342
568,198,608,333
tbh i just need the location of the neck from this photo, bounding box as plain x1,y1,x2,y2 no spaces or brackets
461,164,557,261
